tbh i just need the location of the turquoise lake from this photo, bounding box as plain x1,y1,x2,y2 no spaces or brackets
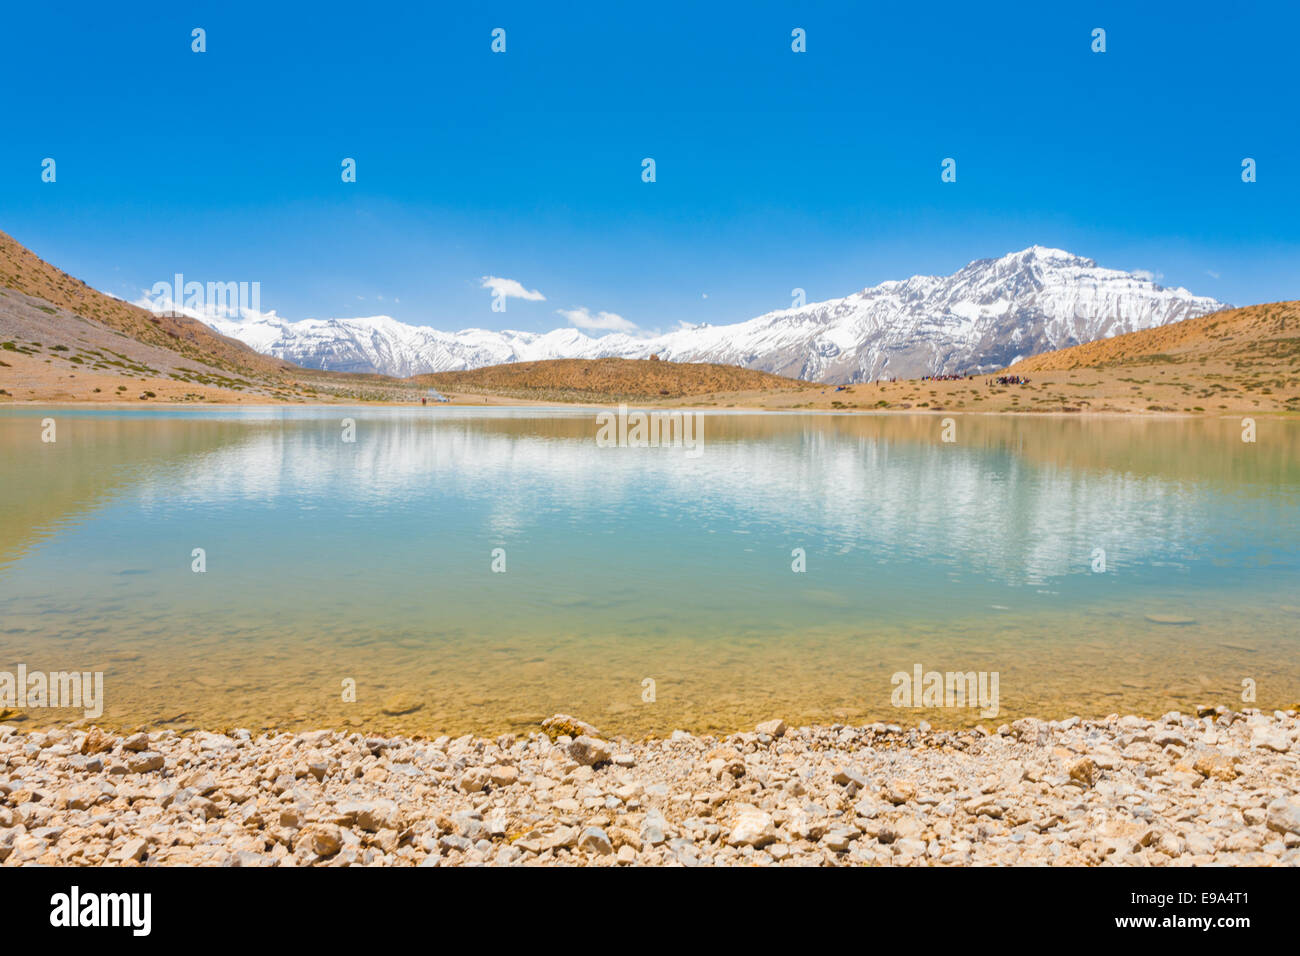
1,407,1297,737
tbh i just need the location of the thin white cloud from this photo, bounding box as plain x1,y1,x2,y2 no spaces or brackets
556,307,638,332
480,276,545,301
132,289,273,323
1206,270,1221,279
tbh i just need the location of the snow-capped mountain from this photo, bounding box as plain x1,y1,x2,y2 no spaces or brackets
205,247,1228,382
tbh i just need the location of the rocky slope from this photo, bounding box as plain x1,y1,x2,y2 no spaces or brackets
0,230,294,380
1007,300,1299,373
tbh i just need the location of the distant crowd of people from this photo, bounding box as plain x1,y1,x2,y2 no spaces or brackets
991,375,1030,386
920,374,974,382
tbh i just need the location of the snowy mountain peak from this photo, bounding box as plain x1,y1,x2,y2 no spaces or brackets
206,249,1228,383
1012,245,1084,262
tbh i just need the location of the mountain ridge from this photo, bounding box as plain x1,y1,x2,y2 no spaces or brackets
204,246,1228,383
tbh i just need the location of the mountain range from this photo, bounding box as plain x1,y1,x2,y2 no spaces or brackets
205,247,1228,382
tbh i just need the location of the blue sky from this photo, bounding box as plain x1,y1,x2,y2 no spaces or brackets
2,1,1296,335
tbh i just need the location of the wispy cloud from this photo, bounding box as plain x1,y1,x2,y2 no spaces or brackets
556,307,638,332
131,289,279,325
480,276,545,301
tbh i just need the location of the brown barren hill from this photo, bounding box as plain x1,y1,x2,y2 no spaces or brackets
0,229,294,379
415,357,812,403
0,230,434,403
1006,301,1298,373
991,301,1300,414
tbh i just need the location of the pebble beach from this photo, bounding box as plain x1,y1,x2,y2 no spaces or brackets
2,709,1297,867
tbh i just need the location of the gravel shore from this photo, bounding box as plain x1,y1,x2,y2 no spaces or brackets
2,709,1297,866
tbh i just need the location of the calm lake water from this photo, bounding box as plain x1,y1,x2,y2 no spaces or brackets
1,407,1297,737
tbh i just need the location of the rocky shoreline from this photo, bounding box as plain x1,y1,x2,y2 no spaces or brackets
1,709,1297,867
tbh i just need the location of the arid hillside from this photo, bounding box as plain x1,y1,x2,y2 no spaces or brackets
0,230,297,379
0,230,430,403
1008,301,1298,375
415,357,812,403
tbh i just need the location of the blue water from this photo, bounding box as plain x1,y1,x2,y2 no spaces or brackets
0,407,1296,735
